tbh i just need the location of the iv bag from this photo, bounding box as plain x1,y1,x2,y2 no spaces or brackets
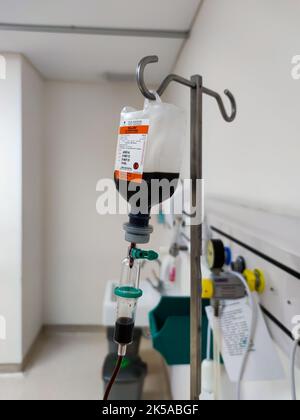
114,92,186,209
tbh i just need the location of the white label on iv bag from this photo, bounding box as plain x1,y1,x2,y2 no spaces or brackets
206,298,285,382
114,118,149,184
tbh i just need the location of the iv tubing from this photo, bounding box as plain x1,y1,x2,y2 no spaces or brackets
291,338,300,401
103,355,124,400
213,316,221,400
207,324,212,360
233,272,257,401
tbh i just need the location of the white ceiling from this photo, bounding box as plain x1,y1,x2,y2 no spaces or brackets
0,0,200,30
0,0,201,83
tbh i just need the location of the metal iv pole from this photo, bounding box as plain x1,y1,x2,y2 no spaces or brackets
136,56,237,400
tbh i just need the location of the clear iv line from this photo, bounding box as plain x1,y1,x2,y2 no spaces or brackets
233,271,258,401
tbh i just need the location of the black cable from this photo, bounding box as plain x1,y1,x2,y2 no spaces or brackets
103,355,123,401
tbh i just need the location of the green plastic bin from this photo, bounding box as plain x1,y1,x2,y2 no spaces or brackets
149,297,211,365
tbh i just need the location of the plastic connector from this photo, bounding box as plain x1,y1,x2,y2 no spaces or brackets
130,248,159,261
202,279,214,299
243,269,266,294
224,246,232,266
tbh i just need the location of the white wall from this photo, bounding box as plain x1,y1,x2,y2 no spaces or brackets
21,57,44,357
168,0,300,217
0,54,44,364
43,80,162,325
0,54,22,363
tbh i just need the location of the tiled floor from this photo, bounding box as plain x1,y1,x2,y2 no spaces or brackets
0,330,171,400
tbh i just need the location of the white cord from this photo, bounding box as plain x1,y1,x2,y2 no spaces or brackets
213,316,222,400
232,272,258,401
291,338,300,401
207,324,212,360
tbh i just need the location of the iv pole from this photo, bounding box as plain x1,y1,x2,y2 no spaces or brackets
136,55,237,400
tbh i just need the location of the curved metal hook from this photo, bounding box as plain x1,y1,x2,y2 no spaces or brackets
221,90,237,122
137,55,195,100
136,55,158,100
203,87,237,122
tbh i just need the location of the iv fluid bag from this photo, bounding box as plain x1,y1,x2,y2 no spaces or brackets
114,92,186,211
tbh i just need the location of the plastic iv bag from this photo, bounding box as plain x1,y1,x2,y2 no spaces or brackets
114,92,186,210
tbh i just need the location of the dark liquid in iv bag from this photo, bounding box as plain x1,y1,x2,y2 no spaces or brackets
114,172,180,211
114,317,135,345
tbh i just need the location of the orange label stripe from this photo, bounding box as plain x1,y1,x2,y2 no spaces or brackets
114,170,143,184
119,125,149,135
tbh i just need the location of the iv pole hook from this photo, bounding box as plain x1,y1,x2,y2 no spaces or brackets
202,87,237,122
136,55,237,122
136,55,159,100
